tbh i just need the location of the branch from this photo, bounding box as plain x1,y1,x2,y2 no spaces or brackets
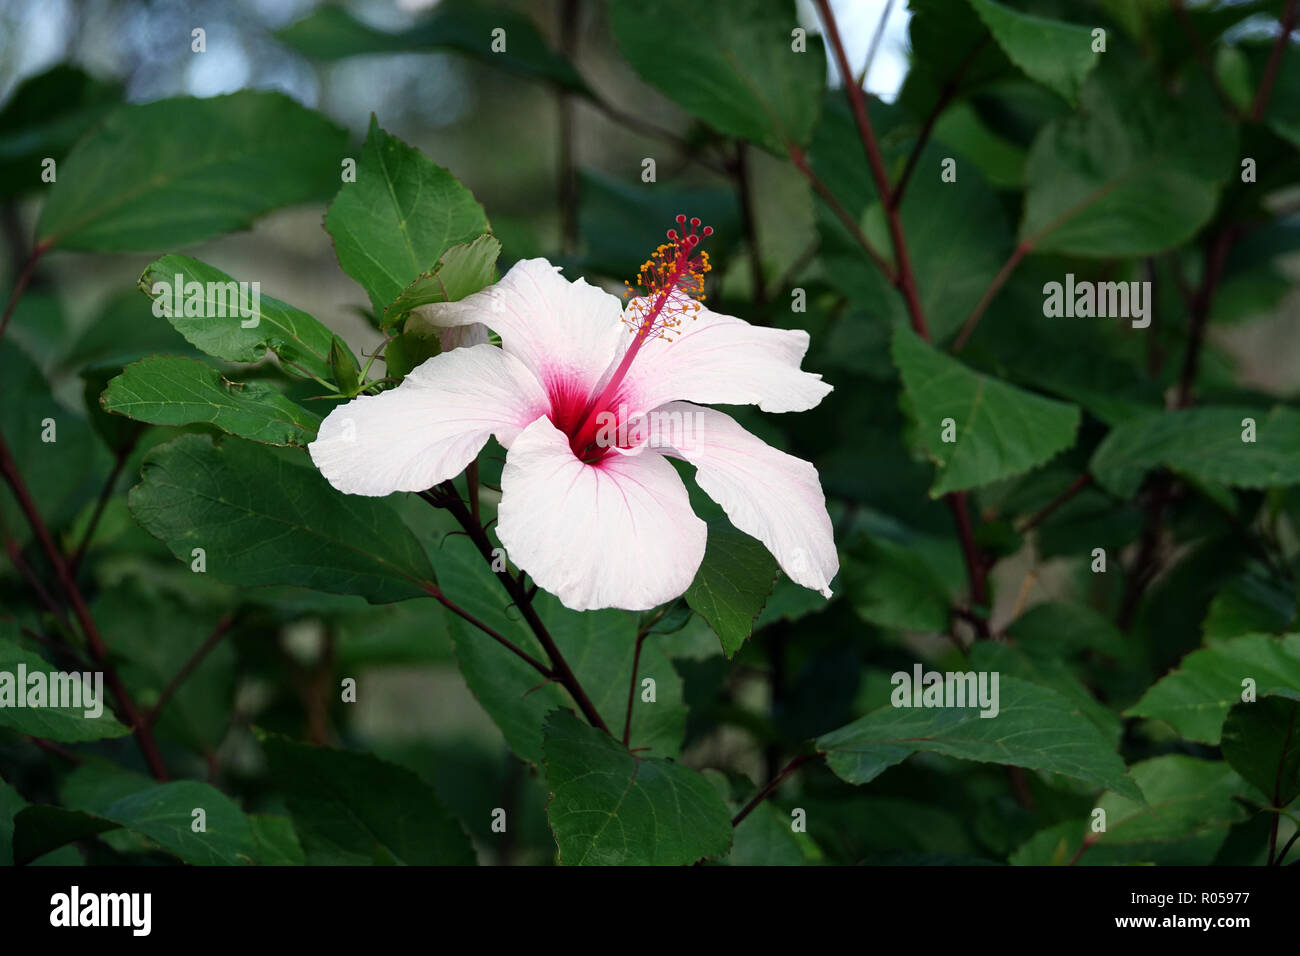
1018,473,1094,534
1251,0,1300,122
147,614,236,727
0,433,169,779
582,92,727,176
1175,226,1235,408
856,0,896,89
1267,699,1297,864
732,752,815,827
421,581,551,676
1172,0,1248,119
815,0,928,338
787,144,896,284
69,437,139,578
423,485,612,735
891,36,989,210
952,239,1031,352
0,240,50,341
814,0,991,633
622,631,648,747
946,491,989,637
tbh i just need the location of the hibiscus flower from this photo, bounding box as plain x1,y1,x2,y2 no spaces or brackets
308,219,838,612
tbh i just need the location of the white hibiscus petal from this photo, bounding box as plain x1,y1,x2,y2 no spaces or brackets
617,292,832,413
413,257,627,397
645,402,838,597
309,344,547,497
496,416,707,612
436,322,490,351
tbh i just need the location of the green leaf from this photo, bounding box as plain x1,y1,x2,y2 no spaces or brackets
1006,601,1129,659
1125,633,1300,744
1091,406,1300,499
128,434,436,603
0,775,27,865
609,0,826,153
1203,568,1296,642
383,329,441,382
812,97,1015,343
1019,64,1235,256
262,735,475,865
16,779,256,865
1012,756,1252,865
0,65,121,199
325,117,489,316
249,814,305,866
892,325,1080,496
277,1,590,94
1087,756,1252,856
576,170,743,281
684,521,778,658
0,640,130,742
438,537,686,763
817,675,1141,800
102,356,320,447
900,0,1014,119
385,234,500,327
1220,696,1300,807
138,254,343,382
36,91,347,251
0,342,105,544
970,643,1121,746
93,584,234,752
724,802,807,866
58,289,199,373
1235,39,1300,149
843,536,953,633
542,709,732,865
12,806,117,865
967,0,1099,104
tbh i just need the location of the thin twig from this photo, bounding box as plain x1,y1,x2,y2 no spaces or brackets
787,144,897,283
421,580,551,676
766,236,820,302
147,614,236,727
891,36,988,210
1267,700,1297,864
69,438,139,578
732,752,815,827
0,433,169,780
26,736,83,765
1018,474,1094,534
0,240,50,342
815,0,928,338
1251,0,1300,122
953,240,1031,352
622,631,647,747
424,484,611,735
815,0,990,633
856,0,896,89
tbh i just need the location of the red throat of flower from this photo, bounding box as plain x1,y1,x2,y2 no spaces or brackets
567,216,713,461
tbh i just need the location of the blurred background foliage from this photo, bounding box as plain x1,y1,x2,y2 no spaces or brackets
1,0,1299,866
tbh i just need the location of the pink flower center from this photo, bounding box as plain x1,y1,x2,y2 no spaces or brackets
562,216,712,463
